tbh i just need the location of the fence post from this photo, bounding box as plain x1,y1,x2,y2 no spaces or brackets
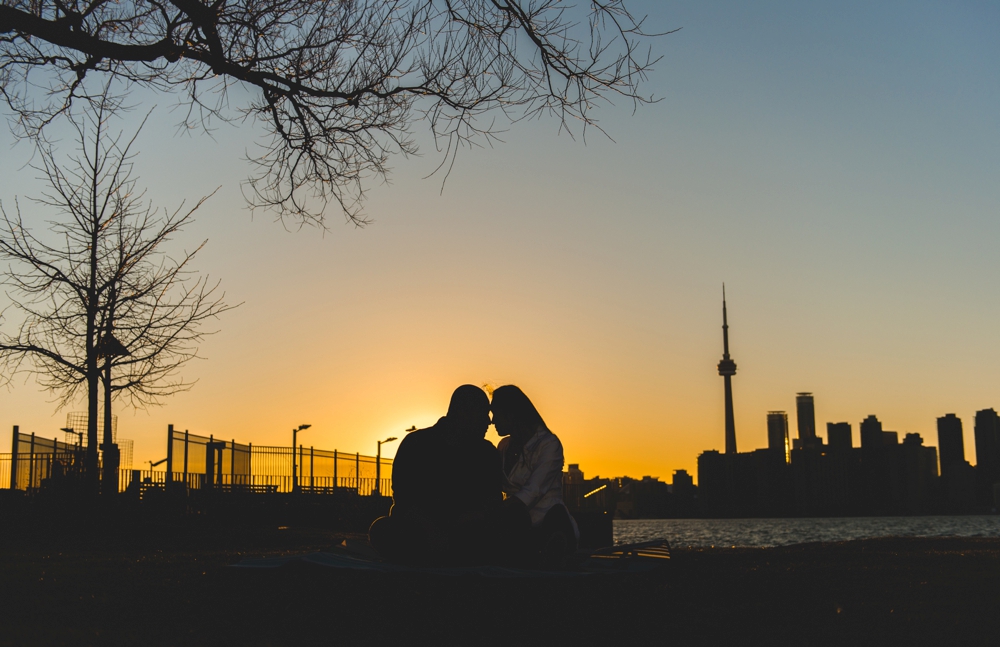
166,424,174,484
248,443,252,487
310,446,314,489
183,429,189,484
28,432,35,490
10,425,18,490
356,452,360,492
230,439,235,486
333,449,337,488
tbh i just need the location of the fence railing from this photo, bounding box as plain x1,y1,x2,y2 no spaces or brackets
119,469,391,496
1,424,393,496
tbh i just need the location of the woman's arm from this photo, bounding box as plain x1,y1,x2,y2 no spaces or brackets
512,433,564,510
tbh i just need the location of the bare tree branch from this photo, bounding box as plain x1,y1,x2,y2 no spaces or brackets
1,1,668,227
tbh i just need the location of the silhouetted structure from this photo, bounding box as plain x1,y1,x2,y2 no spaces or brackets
698,448,791,517
860,415,884,449
698,401,954,517
664,471,699,518
795,393,817,447
974,408,1000,508
937,414,965,473
827,422,852,451
718,286,738,454
933,414,975,510
767,412,790,462
560,466,699,519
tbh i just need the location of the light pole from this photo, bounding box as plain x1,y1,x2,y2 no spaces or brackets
95,308,131,495
375,436,398,496
60,427,82,448
291,424,311,493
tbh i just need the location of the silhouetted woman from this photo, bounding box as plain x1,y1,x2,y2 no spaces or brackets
491,385,578,565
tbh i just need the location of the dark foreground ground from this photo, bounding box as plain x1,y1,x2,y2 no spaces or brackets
2,515,999,646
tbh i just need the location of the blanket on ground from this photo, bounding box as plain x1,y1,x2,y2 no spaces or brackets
232,539,670,578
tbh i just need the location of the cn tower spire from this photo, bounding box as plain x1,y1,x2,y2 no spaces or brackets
718,284,738,454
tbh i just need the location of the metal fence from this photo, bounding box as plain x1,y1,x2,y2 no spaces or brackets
8,429,85,490
165,426,251,488
252,445,391,494
1,424,392,496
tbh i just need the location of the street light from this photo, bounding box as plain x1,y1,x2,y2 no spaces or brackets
291,424,311,493
375,436,398,496
60,427,82,448
96,323,130,496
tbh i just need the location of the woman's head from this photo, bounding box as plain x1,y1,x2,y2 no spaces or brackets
490,385,547,438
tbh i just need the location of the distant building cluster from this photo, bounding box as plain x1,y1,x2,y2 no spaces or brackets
698,292,1000,518
700,401,1000,517
562,464,697,519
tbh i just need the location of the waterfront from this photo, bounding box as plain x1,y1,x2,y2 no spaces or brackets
615,515,1000,548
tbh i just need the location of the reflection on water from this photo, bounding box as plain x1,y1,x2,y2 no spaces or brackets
614,516,1000,548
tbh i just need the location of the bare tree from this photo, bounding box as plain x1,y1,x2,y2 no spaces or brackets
0,1,668,226
0,90,235,490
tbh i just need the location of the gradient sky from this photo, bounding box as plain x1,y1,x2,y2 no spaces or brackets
1,1,998,482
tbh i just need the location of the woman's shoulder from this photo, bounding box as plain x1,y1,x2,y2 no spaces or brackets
533,427,564,453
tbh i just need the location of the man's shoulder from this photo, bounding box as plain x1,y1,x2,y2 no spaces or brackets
400,419,447,446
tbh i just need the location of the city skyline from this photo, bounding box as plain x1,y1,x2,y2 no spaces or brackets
1,2,999,481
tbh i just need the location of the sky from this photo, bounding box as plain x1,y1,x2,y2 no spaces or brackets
1,1,998,483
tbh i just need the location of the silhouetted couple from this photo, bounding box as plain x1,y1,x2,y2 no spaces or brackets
368,384,578,567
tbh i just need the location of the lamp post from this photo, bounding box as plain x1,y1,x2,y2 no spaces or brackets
60,427,82,448
95,316,130,495
291,424,311,492
375,436,398,495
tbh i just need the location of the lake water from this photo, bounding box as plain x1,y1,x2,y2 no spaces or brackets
613,516,1000,548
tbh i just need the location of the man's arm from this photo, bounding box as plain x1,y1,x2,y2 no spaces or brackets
390,434,420,510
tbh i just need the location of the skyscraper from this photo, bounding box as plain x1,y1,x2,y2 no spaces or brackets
717,286,737,454
860,415,883,448
767,411,790,462
936,414,965,475
974,409,1000,504
827,422,852,450
796,393,816,442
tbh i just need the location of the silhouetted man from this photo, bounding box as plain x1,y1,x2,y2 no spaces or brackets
368,385,502,564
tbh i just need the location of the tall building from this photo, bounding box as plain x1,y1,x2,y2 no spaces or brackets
937,414,976,511
796,393,816,442
717,286,738,454
974,409,999,471
860,415,883,448
767,411,790,462
936,414,965,474
827,422,852,450
974,409,1000,505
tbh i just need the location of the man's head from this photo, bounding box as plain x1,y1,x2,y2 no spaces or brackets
446,385,492,440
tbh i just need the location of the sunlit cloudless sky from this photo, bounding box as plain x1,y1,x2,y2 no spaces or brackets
1,1,998,482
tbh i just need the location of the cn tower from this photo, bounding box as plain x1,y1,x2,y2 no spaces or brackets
718,285,738,454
